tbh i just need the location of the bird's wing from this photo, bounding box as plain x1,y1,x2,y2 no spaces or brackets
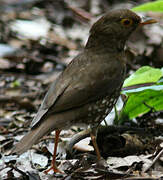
31,73,71,128
31,52,124,128
52,58,123,114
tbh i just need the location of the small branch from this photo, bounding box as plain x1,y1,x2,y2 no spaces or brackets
68,5,92,22
0,91,44,102
143,148,163,172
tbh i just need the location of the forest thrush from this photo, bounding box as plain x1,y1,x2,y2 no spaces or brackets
11,9,156,173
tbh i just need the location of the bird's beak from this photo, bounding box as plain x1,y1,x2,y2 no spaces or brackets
140,17,157,26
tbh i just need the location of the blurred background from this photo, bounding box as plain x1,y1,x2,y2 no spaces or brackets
0,0,162,179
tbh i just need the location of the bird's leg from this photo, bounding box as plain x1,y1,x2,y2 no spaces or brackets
44,130,63,174
90,127,101,161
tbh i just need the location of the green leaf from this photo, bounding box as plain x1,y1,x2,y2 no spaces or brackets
118,66,163,124
11,80,21,87
158,77,163,84
119,88,163,123
123,66,162,88
122,85,163,94
132,0,163,12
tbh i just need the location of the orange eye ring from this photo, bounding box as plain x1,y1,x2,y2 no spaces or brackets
121,18,133,27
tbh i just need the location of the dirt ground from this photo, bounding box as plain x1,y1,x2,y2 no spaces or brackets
0,0,163,179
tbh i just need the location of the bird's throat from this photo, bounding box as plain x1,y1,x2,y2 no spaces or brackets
85,34,126,53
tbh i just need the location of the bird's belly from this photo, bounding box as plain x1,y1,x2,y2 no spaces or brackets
71,87,121,126
85,93,119,124
50,87,122,130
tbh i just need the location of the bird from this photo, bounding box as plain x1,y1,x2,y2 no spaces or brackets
11,9,157,173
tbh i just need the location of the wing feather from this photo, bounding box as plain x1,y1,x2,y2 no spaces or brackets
31,51,125,128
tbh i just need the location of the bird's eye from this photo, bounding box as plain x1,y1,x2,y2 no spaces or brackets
121,18,133,27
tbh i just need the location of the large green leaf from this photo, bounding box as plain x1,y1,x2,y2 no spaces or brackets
132,0,163,12
123,66,162,88
118,85,163,124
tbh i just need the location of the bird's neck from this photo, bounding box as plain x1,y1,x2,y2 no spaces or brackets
85,33,126,53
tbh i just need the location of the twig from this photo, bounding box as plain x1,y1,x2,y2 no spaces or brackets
66,129,91,155
143,148,163,172
68,5,92,22
0,91,44,102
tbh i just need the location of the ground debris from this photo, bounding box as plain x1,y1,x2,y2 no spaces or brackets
0,0,162,179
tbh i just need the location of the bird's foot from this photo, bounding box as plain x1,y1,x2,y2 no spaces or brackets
97,157,107,167
44,163,64,174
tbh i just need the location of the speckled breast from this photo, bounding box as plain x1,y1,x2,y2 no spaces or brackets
84,87,121,125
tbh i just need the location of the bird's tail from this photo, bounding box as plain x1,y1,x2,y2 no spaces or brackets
11,115,59,155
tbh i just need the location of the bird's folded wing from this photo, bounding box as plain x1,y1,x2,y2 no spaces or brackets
31,52,122,128
31,75,70,127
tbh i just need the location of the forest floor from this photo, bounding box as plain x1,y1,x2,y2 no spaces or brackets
0,0,163,179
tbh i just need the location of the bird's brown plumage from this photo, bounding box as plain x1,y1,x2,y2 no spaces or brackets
11,9,155,156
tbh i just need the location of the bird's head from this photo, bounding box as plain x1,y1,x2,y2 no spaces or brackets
87,9,157,51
